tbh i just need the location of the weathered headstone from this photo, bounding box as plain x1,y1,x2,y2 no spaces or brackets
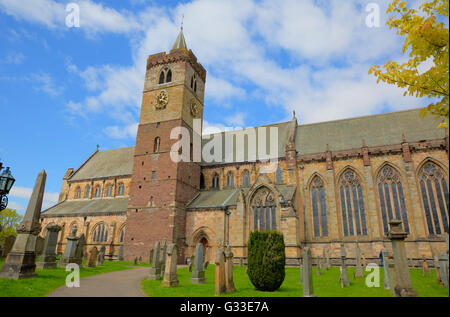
58,227,81,268
339,243,350,287
302,247,315,297
225,245,236,293
87,246,99,267
316,256,321,276
0,171,46,279
438,253,449,288
434,255,441,283
382,248,391,289
133,257,138,265
388,219,417,297
386,258,397,296
214,248,226,296
148,241,161,280
190,243,206,284
188,255,194,272
162,244,179,287
36,224,61,269
149,248,154,264
355,243,364,277
1,235,16,258
96,245,105,266
118,245,124,261
421,255,430,276
159,238,167,276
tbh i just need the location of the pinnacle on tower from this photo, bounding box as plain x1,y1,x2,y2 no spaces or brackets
171,23,188,51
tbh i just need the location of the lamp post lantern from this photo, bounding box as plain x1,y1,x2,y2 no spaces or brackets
0,162,15,211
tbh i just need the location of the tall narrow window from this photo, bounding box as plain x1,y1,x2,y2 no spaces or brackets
105,185,113,197
117,183,125,196
84,185,90,198
94,185,101,198
339,169,367,237
242,169,250,187
120,227,125,243
154,137,161,153
152,171,156,180
92,224,108,242
75,187,81,199
159,71,165,84
377,165,410,235
166,70,172,83
212,173,220,189
276,165,283,183
418,161,449,235
251,188,277,231
310,176,328,237
227,172,234,187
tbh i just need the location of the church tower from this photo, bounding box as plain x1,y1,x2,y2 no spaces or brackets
124,28,206,262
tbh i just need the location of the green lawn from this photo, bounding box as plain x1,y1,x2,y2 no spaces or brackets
0,258,147,297
141,265,449,297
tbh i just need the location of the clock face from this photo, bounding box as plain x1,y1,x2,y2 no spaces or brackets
190,99,199,117
155,91,168,110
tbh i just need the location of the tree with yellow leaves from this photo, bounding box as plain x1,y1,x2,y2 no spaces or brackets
369,0,449,128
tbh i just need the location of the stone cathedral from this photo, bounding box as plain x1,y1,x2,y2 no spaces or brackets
40,29,449,265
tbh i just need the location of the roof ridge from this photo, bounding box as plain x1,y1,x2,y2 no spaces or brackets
68,147,100,180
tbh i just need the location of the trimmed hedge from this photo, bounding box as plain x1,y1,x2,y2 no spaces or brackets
247,231,286,291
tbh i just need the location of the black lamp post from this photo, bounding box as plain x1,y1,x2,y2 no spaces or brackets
0,162,15,211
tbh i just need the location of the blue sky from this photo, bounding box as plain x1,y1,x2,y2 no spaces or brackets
0,0,435,215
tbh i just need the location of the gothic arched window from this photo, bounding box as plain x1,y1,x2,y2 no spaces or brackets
227,172,234,187
117,183,125,196
242,169,250,187
338,169,368,237
377,165,410,235
154,137,161,153
75,187,81,199
212,173,220,189
119,226,125,243
166,70,172,83
251,187,277,231
93,223,108,242
105,185,113,197
418,161,449,235
159,71,165,84
310,176,328,237
94,185,101,198
84,185,90,198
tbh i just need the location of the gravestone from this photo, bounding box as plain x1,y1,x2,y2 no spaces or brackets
421,255,430,276
388,219,417,297
321,248,328,270
133,257,138,265
188,255,194,273
162,244,179,287
190,243,206,284
355,243,364,277
97,245,105,266
148,241,161,280
35,236,45,255
205,247,210,268
36,224,61,269
58,227,81,268
302,247,315,297
225,245,236,293
434,256,441,283
214,248,226,296
382,248,391,289
87,247,99,267
316,256,321,276
386,258,397,296
438,253,448,288
2,235,16,258
159,238,167,276
0,171,46,279
149,248,154,264
339,243,350,287
118,245,124,261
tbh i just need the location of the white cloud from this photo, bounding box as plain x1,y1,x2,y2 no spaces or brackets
0,52,24,64
31,72,63,97
9,186,60,211
225,112,247,127
103,123,138,139
7,200,25,212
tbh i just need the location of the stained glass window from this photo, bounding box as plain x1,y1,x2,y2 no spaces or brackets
418,162,449,235
251,189,277,231
339,169,367,236
84,185,90,198
310,176,328,238
93,224,108,242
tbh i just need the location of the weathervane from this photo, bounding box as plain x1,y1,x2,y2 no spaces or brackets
181,14,184,31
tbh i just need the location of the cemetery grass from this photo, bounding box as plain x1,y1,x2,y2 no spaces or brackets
0,259,149,297
141,266,449,297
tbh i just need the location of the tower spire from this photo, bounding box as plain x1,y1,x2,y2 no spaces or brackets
171,15,187,51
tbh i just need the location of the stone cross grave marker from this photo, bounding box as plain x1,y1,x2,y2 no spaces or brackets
36,224,61,269
162,244,179,287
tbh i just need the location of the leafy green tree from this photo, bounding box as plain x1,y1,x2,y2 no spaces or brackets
0,208,22,243
369,0,449,128
247,231,285,292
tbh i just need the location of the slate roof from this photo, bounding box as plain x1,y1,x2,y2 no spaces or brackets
187,189,240,209
41,197,129,216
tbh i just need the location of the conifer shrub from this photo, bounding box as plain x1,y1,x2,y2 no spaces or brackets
247,231,286,291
